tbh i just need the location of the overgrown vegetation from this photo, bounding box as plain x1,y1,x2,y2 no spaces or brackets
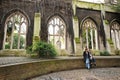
107,39,113,45
111,0,120,12
100,50,110,56
5,34,25,49
27,41,57,58
75,38,80,44
114,49,120,55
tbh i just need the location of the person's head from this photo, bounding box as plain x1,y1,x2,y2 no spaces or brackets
85,48,88,52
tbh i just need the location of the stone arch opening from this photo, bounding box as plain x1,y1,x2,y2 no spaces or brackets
110,20,120,49
81,18,98,50
3,11,29,49
47,15,66,50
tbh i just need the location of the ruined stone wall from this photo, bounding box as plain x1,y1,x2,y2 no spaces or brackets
0,0,75,53
76,8,102,49
76,7,120,51
0,0,120,53
0,0,36,49
106,12,120,23
39,0,74,53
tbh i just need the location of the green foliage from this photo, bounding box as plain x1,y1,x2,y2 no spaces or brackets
114,49,120,55
13,34,25,49
100,50,110,56
5,34,25,49
107,39,113,45
75,38,80,44
33,36,40,42
0,50,28,57
5,44,10,49
104,20,109,24
91,50,100,56
27,41,57,58
111,1,120,12
26,45,33,54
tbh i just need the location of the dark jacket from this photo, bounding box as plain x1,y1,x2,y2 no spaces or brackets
83,51,91,63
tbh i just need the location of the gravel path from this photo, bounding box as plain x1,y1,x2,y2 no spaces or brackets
30,68,120,80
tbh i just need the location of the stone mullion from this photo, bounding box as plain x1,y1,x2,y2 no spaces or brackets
119,31,120,49
53,19,55,45
10,21,15,49
95,29,98,50
114,30,117,49
116,30,120,49
91,29,94,49
86,29,89,48
17,23,21,49
24,22,27,49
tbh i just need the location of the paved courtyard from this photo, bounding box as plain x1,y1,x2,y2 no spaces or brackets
29,68,120,80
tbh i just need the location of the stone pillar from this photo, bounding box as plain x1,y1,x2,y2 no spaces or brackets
33,13,41,43
73,16,81,55
86,29,89,48
103,20,112,53
91,29,93,49
95,29,98,50
73,16,79,38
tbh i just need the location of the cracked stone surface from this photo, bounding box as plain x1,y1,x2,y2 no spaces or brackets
30,68,120,80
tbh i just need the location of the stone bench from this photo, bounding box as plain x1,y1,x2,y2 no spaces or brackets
0,56,120,80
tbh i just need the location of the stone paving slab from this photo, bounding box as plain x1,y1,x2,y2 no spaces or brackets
30,68,120,80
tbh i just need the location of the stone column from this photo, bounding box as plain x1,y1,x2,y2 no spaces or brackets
73,16,79,38
90,29,93,49
95,29,98,50
86,29,89,48
73,16,81,55
33,13,41,43
103,20,111,52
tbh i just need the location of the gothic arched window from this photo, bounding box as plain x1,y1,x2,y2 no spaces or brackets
111,21,120,49
48,16,66,49
82,18,98,50
3,11,28,49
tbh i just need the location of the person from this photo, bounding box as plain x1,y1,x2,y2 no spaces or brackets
89,49,96,67
83,48,91,69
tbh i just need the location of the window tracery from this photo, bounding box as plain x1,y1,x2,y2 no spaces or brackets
82,18,98,50
3,12,28,49
48,16,66,49
111,21,120,49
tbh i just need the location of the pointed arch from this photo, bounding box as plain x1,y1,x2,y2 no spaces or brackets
3,10,29,49
110,19,120,49
81,17,98,50
47,15,66,49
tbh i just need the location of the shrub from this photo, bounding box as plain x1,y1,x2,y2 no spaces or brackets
100,50,110,56
5,44,10,49
27,41,57,58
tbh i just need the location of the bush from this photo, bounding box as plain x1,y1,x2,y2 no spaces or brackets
5,44,10,49
100,50,110,56
27,41,57,58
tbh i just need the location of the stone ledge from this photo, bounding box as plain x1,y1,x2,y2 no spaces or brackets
0,57,120,80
